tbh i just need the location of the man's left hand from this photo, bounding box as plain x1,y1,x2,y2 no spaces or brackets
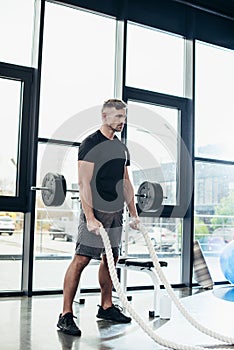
129,216,140,230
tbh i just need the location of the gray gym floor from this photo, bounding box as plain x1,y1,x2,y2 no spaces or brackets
1,286,234,350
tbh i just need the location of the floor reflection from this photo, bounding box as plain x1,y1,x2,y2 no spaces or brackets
1,287,234,350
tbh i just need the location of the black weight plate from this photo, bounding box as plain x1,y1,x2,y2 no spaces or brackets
137,181,154,212
137,181,163,212
152,182,163,209
41,173,66,206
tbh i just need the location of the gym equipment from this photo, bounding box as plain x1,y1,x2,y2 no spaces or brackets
193,240,213,289
31,172,164,212
136,181,163,212
101,225,234,349
31,173,79,207
213,285,234,302
117,257,167,318
114,241,212,319
220,240,234,284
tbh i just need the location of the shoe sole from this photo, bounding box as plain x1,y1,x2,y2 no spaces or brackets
57,324,82,336
96,315,131,323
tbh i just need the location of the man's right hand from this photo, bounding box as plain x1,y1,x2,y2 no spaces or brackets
86,218,103,235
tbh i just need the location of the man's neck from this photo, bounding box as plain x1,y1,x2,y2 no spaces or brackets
100,125,115,140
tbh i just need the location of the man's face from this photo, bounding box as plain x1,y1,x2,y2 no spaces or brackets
102,107,127,132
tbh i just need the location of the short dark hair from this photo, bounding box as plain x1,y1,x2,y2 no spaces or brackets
102,99,127,112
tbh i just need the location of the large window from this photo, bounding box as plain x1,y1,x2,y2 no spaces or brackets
34,142,113,290
38,2,116,141
0,212,24,291
124,23,187,285
127,101,180,206
195,41,234,161
34,2,117,290
122,99,183,284
0,78,22,196
0,0,35,67
194,162,234,282
126,22,185,96
194,41,234,284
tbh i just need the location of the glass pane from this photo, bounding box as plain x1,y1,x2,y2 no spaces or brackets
124,217,182,285
194,161,234,283
39,2,116,140
34,143,80,290
126,22,185,96
0,78,22,196
0,0,35,66
34,143,100,290
0,212,24,291
127,101,180,206
195,41,234,161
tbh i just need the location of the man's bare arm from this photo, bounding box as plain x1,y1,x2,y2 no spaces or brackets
123,167,140,228
78,160,103,234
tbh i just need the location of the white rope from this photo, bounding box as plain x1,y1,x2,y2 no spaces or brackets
99,226,234,350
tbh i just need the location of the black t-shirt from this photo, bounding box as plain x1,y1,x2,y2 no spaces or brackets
78,130,130,212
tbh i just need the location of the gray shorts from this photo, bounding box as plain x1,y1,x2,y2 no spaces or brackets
75,209,123,259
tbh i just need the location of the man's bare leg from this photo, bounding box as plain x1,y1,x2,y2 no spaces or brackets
98,254,118,309
62,254,91,315
97,254,131,323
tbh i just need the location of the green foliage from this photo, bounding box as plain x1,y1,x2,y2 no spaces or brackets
211,191,234,230
177,217,209,242
194,216,209,241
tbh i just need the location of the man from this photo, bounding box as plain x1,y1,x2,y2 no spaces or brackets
57,99,140,336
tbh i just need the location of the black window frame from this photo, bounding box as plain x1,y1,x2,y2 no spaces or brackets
0,62,34,212
124,87,192,219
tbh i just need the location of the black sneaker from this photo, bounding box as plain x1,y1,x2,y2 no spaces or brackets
57,312,81,336
96,304,132,323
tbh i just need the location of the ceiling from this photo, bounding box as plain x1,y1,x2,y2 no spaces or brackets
172,0,234,20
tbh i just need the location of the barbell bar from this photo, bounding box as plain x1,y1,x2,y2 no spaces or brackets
31,186,79,193
31,186,53,192
31,172,164,211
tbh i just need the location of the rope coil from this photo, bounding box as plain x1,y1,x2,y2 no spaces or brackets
99,225,234,350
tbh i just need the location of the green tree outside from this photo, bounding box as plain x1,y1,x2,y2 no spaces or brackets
211,191,234,231
194,216,209,241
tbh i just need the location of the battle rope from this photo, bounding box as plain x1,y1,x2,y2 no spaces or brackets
99,226,234,350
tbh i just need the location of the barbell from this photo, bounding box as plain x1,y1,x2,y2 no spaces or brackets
31,173,73,207
136,181,164,212
31,172,164,212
